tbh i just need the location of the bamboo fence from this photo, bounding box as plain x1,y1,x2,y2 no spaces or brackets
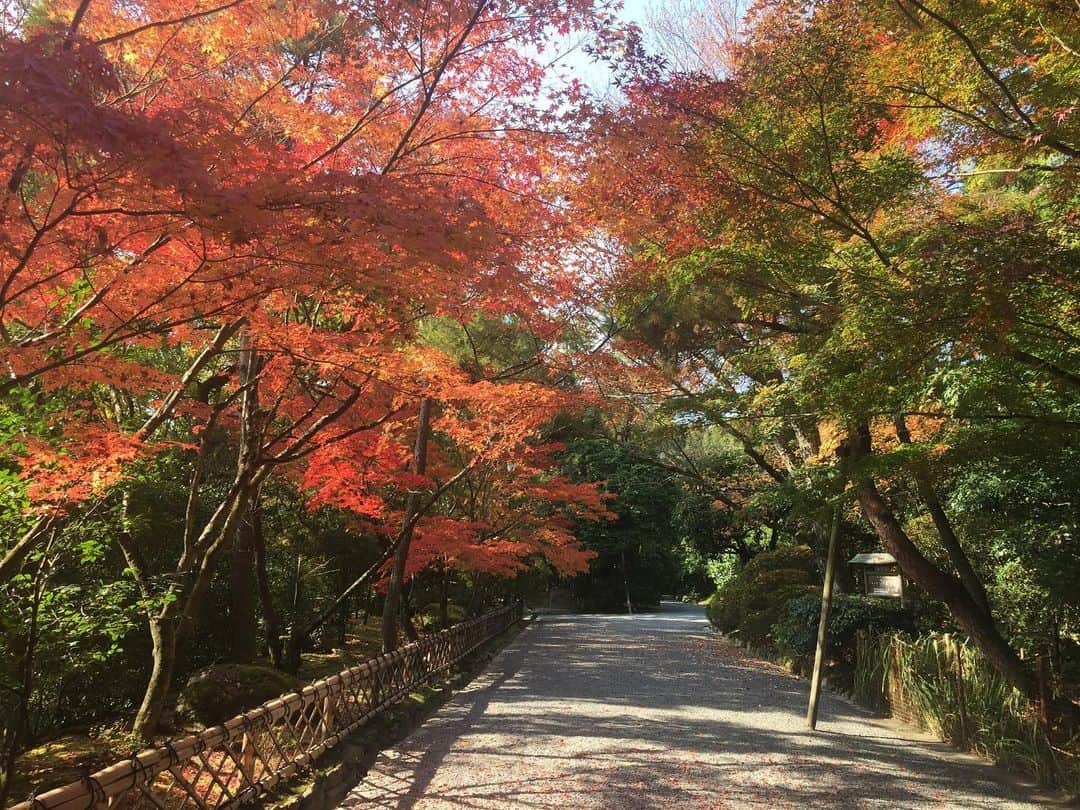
13,603,522,810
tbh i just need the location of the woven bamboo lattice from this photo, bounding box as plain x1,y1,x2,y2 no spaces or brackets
14,603,522,810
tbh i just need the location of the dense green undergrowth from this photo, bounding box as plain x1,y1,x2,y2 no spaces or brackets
859,632,1080,795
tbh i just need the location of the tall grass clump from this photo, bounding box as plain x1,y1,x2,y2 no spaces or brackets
857,632,1079,794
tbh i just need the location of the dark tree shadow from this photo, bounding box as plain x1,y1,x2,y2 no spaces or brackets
343,604,1049,809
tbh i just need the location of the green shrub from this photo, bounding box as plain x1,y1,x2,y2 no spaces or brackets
738,584,818,646
738,568,816,614
742,545,816,580
773,593,914,662
706,589,739,631
704,545,821,645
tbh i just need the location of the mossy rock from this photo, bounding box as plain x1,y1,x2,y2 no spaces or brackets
177,664,301,726
416,602,466,630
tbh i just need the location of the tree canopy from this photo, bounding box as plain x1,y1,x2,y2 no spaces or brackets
577,0,1079,727
1,0,1078,799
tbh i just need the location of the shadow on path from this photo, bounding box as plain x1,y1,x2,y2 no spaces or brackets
341,603,1048,809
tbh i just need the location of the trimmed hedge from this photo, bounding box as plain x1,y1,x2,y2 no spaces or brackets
705,545,820,646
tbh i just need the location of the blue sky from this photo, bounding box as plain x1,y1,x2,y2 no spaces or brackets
616,0,652,22
543,0,655,96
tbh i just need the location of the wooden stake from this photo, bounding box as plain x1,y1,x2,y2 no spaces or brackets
807,501,842,730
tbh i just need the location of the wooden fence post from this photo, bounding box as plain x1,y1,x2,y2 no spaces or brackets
241,730,256,779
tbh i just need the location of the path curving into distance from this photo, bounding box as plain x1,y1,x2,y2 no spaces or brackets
340,603,1048,809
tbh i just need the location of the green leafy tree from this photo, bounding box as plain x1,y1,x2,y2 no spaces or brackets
562,437,682,611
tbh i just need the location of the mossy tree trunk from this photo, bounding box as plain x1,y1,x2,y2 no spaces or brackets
382,398,431,652
228,498,259,664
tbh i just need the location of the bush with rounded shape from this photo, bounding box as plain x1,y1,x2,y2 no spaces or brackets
738,584,819,646
177,664,301,726
742,545,817,581
707,589,740,631
705,545,821,645
738,568,818,615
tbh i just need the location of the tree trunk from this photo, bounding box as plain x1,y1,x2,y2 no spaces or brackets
848,425,1062,721
282,550,305,673
333,578,350,648
893,416,992,616
401,582,419,642
225,332,261,665
253,504,282,667
382,398,432,652
172,337,265,672
283,540,398,669
467,574,486,617
142,470,265,730
132,615,179,740
228,501,259,664
856,476,1049,703
0,569,42,808
438,566,451,630
1052,607,1063,681
0,516,54,587
621,548,633,614
360,590,373,625
114,494,185,741
173,472,264,670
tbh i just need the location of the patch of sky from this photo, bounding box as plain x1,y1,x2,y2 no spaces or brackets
521,0,653,104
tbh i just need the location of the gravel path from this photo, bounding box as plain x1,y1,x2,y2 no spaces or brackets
340,603,1048,809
